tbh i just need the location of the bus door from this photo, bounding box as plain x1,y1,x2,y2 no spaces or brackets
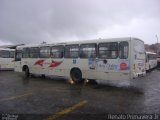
14,49,22,72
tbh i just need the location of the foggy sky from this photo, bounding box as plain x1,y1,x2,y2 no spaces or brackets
0,0,160,45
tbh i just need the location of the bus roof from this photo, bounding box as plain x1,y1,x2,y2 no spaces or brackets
16,37,143,49
146,51,157,54
0,48,15,51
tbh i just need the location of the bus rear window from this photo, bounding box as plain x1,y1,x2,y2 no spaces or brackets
134,40,144,53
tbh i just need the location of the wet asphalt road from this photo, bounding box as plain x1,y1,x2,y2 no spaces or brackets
0,69,160,120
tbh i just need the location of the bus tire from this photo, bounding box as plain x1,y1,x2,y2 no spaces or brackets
71,69,82,83
25,67,30,77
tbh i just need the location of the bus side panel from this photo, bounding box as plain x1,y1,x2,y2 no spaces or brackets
61,59,98,79
149,59,157,69
28,59,39,74
145,62,150,71
14,61,22,72
62,59,97,79
21,58,40,74
48,58,65,77
62,58,130,81
0,58,14,70
95,40,131,81
145,54,149,71
61,41,131,81
95,59,130,81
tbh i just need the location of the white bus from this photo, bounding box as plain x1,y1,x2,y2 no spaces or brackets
0,48,15,70
145,52,157,71
15,37,146,83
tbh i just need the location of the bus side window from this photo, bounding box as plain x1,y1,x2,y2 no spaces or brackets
119,42,129,59
51,46,64,58
10,51,15,58
40,46,50,58
15,50,22,61
23,48,30,58
148,54,151,60
64,45,79,58
0,50,10,58
80,44,97,58
98,42,118,59
29,47,40,58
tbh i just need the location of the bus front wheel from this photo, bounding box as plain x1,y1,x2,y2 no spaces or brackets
71,69,82,83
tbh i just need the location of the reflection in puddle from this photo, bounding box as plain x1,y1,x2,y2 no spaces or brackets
93,80,144,94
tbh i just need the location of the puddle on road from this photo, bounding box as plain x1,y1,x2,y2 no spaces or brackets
94,80,144,94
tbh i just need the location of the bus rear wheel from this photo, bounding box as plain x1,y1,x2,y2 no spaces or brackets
71,69,82,83
25,67,30,77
